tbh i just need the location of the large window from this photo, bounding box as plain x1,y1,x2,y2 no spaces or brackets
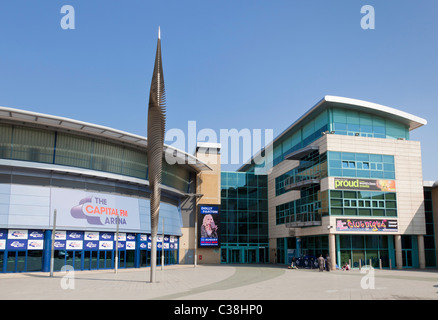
339,235,390,268
328,152,395,179
330,108,409,140
275,151,327,196
276,187,328,225
329,190,397,217
0,124,191,192
220,172,268,259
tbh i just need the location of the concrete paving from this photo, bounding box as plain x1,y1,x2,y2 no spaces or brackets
1,264,438,300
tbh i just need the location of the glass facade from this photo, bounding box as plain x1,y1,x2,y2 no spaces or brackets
424,188,437,267
276,187,328,225
0,123,191,192
242,107,409,173
329,190,397,217
338,235,392,268
328,152,395,179
220,172,269,263
329,107,410,140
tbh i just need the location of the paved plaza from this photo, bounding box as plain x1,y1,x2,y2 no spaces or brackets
1,264,438,300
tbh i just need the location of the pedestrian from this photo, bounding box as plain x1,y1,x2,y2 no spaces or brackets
326,254,331,272
317,254,324,272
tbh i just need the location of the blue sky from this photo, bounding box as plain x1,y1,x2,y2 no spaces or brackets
0,1,437,179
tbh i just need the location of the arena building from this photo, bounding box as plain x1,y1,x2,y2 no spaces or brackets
0,106,214,273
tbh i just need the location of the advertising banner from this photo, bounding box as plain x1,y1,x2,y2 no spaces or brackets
334,178,396,192
5,229,44,250
336,219,398,232
198,205,220,247
51,188,141,231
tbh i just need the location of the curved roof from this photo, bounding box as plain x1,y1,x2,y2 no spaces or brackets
238,95,427,172
0,106,211,172
321,96,427,130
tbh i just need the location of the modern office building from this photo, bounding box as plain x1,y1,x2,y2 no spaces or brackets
237,95,436,269
1,95,437,273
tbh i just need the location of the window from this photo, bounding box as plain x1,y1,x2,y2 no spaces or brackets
327,152,395,179
329,190,397,217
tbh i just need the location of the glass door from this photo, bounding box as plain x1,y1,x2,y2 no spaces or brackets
229,249,241,263
245,248,257,263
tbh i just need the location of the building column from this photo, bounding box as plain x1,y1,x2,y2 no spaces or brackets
417,235,426,269
329,233,336,270
394,235,403,269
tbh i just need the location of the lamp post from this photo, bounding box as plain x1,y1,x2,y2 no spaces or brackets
50,209,57,277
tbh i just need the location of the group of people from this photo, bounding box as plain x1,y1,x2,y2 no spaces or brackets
289,254,351,271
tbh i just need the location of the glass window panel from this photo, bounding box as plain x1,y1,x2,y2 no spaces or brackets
348,124,360,133
359,191,371,199
370,171,383,178
330,168,342,176
342,169,356,177
329,151,341,160
355,153,369,161
341,152,355,161
362,162,370,169
331,208,343,215
373,126,385,134
383,163,395,171
329,160,342,168
385,193,396,200
12,126,55,163
359,209,371,216
356,169,370,178
385,201,396,209
344,191,356,199
372,209,385,216
334,122,347,131
330,191,342,198
360,125,373,133
344,208,357,215
370,154,382,162
382,155,394,163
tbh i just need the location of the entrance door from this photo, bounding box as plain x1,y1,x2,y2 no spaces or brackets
230,249,241,263
401,236,413,268
84,251,98,270
259,247,266,263
245,248,257,263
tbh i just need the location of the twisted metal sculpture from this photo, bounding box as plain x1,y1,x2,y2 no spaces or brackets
147,27,166,283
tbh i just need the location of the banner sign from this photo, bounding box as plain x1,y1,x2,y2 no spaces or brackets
334,178,396,192
198,205,220,248
5,229,44,250
51,188,141,231
336,219,398,232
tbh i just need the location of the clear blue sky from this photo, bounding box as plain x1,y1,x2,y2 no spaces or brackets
0,1,437,179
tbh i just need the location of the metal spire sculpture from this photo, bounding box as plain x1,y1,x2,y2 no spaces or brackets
147,27,166,283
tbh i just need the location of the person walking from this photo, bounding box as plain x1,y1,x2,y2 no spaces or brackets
326,254,331,272
317,255,324,272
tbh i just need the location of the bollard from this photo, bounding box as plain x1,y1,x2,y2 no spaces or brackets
359,259,361,270
389,258,392,270
379,258,382,270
